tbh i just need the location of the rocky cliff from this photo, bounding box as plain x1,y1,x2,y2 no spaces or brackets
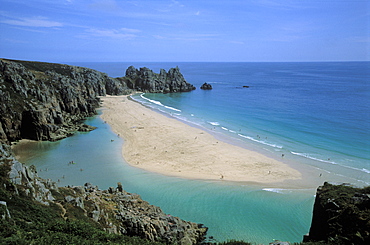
0,154,207,244
0,59,127,142
0,59,194,142
304,182,370,244
0,59,204,244
125,66,196,93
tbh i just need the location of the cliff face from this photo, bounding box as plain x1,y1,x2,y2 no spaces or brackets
0,59,130,142
304,182,370,244
0,59,195,142
0,59,204,244
125,66,196,93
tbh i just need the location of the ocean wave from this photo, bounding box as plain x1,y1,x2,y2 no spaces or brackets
262,188,292,194
140,94,182,112
219,126,238,134
208,121,220,126
140,93,164,106
164,106,181,112
362,168,370,174
290,152,337,164
291,152,370,174
238,134,283,149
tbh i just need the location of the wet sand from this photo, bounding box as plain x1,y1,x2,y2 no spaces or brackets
100,95,304,185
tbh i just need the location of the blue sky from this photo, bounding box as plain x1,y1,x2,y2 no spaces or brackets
0,0,369,62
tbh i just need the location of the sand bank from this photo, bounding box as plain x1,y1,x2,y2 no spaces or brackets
100,95,302,184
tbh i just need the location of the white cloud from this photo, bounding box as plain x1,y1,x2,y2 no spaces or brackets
85,28,139,39
171,0,184,8
120,27,141,33
1,16,63,28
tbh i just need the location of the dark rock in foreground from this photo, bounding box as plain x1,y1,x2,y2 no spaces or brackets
200,83,212,90
304,182,370,244
0,144,207,244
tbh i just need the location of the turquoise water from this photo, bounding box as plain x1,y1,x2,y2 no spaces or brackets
13,62,370,244
72,62,369,186
129,62,370,187
14,114,315,244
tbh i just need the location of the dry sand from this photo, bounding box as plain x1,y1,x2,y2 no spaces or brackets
100,95,302,184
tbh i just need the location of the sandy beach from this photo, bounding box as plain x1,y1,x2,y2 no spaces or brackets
100,95,303,184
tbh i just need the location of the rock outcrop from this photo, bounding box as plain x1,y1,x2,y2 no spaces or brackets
200,83,212,90
304,182,370,244
0,59,128,142
0,155,207,244
0,59,195,142
125,66,196,93
0,58,205,244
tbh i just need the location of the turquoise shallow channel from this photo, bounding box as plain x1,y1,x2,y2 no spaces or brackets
13,61,370,244
13,113,315,244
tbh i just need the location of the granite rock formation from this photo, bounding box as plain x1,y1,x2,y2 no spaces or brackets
125,66,196,93
0,59,195,142
304,182,370,244
0,155,207,244
0,59,128,142
200,83,212,90
0,59,204,244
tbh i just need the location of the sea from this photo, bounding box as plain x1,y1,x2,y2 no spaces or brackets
13,62,370,244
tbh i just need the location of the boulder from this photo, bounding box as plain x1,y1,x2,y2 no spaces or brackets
200,82,212,90
0,201,11,220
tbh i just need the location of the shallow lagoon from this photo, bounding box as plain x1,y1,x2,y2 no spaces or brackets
13,113,315,244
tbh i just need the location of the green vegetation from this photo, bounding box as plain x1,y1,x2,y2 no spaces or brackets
0,166,166,245
0,162,336,245
0,172,329,245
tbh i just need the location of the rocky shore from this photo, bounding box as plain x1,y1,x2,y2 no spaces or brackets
0,59,206,244
0,147,207,244
0,59,194,142
1,59,369,244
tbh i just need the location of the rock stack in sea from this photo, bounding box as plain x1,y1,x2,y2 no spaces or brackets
200,83,212,90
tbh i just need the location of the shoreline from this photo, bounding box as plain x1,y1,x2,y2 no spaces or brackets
100,95,331,188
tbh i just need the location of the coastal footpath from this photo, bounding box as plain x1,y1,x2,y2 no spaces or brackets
0,59,369,244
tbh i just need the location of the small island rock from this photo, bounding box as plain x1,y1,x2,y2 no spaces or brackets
200,82,212,90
